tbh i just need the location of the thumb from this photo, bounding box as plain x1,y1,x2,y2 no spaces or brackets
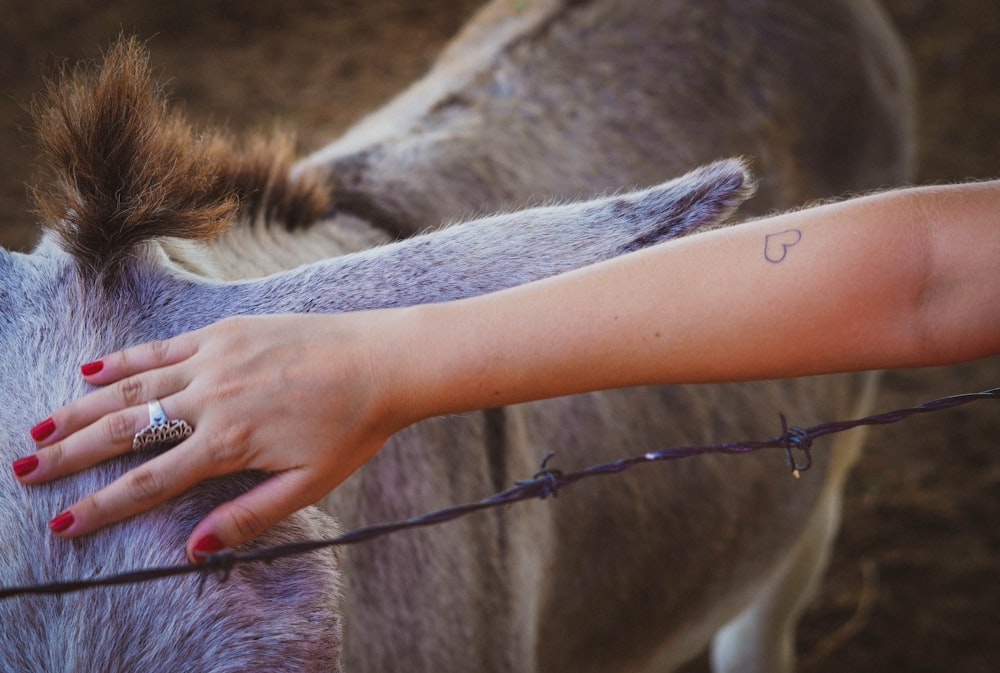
186,470,318,562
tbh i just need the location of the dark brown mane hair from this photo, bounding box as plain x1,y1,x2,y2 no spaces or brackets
30,37,329,273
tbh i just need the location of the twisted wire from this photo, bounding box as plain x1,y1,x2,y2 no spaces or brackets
1,386,995,601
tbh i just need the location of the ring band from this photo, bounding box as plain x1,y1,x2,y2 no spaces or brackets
132,399,193,452
148,399,168,425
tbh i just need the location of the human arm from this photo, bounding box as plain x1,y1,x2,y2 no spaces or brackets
387,179,999,419
19,179,1000,559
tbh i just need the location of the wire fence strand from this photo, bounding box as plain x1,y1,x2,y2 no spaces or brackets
1,386,996,601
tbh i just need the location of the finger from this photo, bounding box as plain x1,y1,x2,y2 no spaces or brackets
22,406,149,483
21,393,188,483
47,432,221,538
186,470,321,562
79,333,199,385
30,365,190,448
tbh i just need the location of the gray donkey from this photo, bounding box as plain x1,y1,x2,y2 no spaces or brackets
0,1,913,672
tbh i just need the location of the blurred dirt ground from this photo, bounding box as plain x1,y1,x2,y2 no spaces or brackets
0,1,996,671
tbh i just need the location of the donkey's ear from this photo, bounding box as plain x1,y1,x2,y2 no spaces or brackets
197,159,757,319
603,157,756,252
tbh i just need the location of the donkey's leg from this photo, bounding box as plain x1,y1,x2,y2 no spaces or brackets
711,414,874,673
709,479,841,673
709,373,879,673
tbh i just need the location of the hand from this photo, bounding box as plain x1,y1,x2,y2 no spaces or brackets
17,313,403,562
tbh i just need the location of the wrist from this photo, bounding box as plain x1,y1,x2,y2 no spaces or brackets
361,303,454,432
371,300,499,427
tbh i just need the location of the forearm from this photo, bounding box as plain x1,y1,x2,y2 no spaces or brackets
383,180,999,421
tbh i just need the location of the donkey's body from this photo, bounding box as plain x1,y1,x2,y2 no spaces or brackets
0,1,912,672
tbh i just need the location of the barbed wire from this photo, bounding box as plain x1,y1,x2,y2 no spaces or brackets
1,386,996,601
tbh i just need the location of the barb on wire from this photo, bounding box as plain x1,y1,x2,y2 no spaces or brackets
0,386,996,602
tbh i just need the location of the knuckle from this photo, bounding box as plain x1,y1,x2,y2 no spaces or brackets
146,338,172,362
76,491,110,528
102,412,137,446
41,442,66,471
116,376,147,407
124,466,167,505
229,503,268,541
213,317,252,349
218,315,249,332
206,425,253,469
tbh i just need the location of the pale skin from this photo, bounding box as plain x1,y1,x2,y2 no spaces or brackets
17,179,1000,561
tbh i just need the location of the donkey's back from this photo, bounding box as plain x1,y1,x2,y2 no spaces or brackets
299,1,913,672
0,1,913,672
297,0,911,230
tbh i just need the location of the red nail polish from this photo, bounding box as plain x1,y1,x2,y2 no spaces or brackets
30,418,56,442
12,455,39,477
49,510,74,533
80,360,104,376
192,534,225,559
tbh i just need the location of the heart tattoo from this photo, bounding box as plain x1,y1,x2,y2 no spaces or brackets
764,229,802,263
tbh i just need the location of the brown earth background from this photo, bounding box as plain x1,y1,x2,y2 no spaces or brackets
0,1,996,671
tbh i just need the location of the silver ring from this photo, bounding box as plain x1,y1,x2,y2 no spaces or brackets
132,399,193,452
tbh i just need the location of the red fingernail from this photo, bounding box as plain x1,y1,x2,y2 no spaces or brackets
49,510,74,533
192,534,226,560
80,360,104,376
30,418,56,442
12,455,39,477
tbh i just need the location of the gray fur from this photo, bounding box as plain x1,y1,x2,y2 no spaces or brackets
0,1,913,672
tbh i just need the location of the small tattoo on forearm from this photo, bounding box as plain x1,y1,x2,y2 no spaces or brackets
764,229,802,263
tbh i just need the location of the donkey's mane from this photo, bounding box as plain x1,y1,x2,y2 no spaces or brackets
30,38,329,273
